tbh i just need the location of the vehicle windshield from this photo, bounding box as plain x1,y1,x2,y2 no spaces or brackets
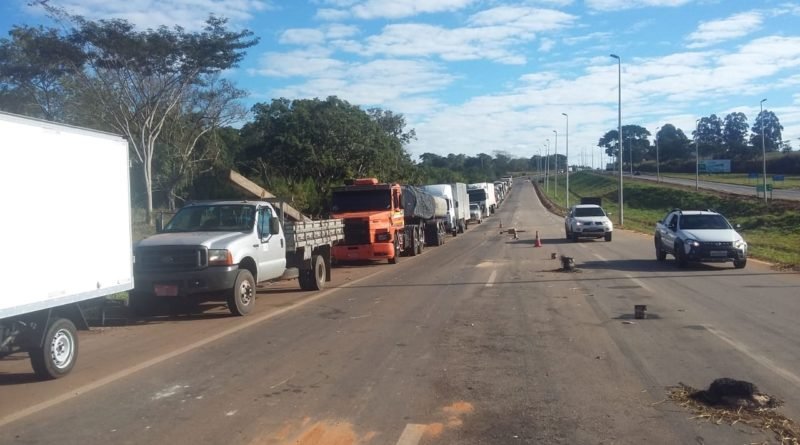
680,214,731,230
470,204,480,211
468,189,487,202
163,204,256,232
332,189,391,212
574,207,606,217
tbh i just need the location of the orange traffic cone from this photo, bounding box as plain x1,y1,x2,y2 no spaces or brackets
534,230,542,247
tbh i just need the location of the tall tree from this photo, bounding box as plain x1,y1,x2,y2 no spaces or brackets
750,109,783,153
598,125,651,169
694,114,724,158
655,124,691,162
722,112,750,159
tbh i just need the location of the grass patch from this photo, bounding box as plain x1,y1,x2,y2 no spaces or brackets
539,172,800,268
659,172,800,189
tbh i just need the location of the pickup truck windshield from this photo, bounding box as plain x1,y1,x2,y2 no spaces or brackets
332,190,391,212
574,207,606,217
680,214,731,230
163,204,256,232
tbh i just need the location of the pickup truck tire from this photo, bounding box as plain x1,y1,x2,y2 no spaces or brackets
604,232,612,242
299,255,326,291
734,259,747,269
30,318,78,380
675,242,689,268
228,270,255,316
655,238,667,261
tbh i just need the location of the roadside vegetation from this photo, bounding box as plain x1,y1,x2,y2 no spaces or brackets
538,171,800,268
656,172,800,189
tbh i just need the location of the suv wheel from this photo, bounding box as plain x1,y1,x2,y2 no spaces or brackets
655,239,666,261
675,242,689,268
733,259,747,269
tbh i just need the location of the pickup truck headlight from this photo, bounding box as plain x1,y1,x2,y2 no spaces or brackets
734,239,747,249
685,239,700,247
574,221,583,226
208,249,233,266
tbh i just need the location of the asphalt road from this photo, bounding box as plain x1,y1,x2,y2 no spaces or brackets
1,181,799,444
627,172,800,201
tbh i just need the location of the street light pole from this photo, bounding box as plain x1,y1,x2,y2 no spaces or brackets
695,118,700,191
629,137,633,175
562,112,569,208
761,98,768,203
610,54,623,226
553,129,558,198
655,126,660,182
545,140,550,193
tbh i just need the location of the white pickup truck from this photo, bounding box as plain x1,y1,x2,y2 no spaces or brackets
131,201,343,315
654,209,747,269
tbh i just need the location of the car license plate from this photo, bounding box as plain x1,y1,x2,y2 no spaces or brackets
710,250,727,257
154,284,179,297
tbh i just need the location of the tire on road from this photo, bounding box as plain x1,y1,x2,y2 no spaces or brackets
675,242,689,268
733,258,747,269
389,239,400,264
604,232,612,242
228,269,255,316
30,318,78,380
299,254,326,291
655,238,667,261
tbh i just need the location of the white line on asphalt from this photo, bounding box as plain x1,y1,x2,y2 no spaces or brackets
486,270,497,287
0,272,384,429
704,325,800,387
395,424,427,445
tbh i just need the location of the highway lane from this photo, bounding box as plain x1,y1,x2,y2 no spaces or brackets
629,172,800,201
1,181,799,444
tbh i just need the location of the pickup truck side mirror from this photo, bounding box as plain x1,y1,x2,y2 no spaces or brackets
269,218,281,235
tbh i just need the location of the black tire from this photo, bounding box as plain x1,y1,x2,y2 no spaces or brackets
675,243,689,268
733,259,747,269
299,254,326,291
128,291,158,316
416,233,423,255
604,232,612,242
30,318,78,380
655,239,667,261
565,226,571,240
389,239,400,264
228,270,255,316
571,232,579,242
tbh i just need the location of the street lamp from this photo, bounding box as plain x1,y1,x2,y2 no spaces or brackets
610,54,623,226
695,118,700,191
655,126,661,182
553,129,558,198
629,136,633,175
545,139,550,193
562,112,569,208
760,98,768,203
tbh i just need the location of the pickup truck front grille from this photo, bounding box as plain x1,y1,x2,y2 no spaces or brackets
342,219,370,245
135,246,207,272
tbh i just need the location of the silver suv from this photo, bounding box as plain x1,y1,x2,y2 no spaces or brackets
654,209,747,269
565,204,613,241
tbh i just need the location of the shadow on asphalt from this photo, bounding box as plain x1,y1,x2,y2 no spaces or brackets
578,259,742,273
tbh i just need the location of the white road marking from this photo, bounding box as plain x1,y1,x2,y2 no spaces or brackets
704,325,800,387
0,271,386,429
395,424,427,445
486,270,497,287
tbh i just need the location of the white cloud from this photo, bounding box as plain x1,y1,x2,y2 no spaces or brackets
280,25,360,45
46,0,271,30
585,0,693,12
253,48,346,78
315,0,476,21
687,11,763,48
539,38,556,52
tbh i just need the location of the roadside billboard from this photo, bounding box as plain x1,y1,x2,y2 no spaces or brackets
699,159,731,173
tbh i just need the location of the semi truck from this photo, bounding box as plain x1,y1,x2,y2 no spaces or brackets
0,112,133,379
467,182,497,217
131,199,343,316
450,182,469,234
331,178,447,264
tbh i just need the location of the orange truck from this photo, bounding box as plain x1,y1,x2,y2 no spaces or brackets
331,178,447,264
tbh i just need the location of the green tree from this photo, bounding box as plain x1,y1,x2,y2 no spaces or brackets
598,125,650,170
722,112,750,159
694,114,724,158
750,110,783,153
655,124,690,162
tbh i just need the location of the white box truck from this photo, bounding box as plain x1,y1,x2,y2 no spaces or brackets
0,112,133,379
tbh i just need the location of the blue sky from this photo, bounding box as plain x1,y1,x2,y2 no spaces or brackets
2,0,799,165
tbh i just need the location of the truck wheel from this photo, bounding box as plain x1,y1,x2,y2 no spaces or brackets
389,239,400,264
228,270,255,316
300,255,326,291
30,318,78,380
655,239,666,261
733,259,747,269
604,232,612,242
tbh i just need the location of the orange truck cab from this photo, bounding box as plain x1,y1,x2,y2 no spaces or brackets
331,178,405,264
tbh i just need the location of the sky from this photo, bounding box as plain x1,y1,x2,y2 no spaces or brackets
2,0,800,166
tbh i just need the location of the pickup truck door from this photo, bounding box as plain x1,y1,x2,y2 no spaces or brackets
661,214,678,250
256,206,287,282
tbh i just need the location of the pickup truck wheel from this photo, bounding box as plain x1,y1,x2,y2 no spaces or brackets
675,243,689,268
228,270,255,316
571,232,579,242
604,232,612,242
300,255,326,291
30,318,78,380
655,239,667,261
733,259,747,269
